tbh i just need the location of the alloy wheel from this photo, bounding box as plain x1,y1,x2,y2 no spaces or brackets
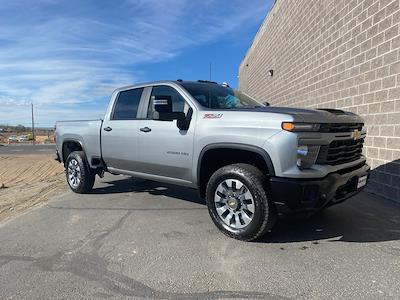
214,179,255,229
67,159,81,188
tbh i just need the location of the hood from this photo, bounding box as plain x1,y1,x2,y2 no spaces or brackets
242,106,364,124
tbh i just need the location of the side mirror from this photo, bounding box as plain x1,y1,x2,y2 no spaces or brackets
263,101,270,107
177,108,193,131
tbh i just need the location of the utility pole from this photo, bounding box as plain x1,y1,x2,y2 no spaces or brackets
31,103,35,146
209,62,212,81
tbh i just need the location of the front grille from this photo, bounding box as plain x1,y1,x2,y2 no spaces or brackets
320,123,364,133
316,138,364,165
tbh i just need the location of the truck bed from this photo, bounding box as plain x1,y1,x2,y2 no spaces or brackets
55,119,103,166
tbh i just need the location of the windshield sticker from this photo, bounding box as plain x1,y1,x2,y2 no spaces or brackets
203,113,223,119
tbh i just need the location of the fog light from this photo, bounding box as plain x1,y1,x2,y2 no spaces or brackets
297,146,308,156
297,145,320,169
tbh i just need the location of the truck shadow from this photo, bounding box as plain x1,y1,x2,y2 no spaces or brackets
91,177,206,205
90,177,400,244
262,194,400,243
364,159,399,202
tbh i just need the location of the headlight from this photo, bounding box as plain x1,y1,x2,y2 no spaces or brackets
282,122,320,132
297,145,320,169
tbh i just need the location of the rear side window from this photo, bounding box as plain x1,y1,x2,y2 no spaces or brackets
112,88,144,120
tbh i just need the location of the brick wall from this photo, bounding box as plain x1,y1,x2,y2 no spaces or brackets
239,0,400,202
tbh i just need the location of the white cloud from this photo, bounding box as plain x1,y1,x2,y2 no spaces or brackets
0,0,270,126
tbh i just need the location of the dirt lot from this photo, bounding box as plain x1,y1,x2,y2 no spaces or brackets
0,134,54,144
0,154,66,222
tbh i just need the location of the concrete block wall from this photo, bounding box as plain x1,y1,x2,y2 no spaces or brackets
239,0,400,202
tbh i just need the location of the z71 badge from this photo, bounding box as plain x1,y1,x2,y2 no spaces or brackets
203,113,223,119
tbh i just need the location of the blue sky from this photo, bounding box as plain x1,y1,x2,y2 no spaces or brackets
0,0,272,127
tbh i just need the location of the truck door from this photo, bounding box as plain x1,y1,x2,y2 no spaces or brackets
137,85,195,182
101,87,149,171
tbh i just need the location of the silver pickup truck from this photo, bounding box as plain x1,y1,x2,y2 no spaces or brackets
55,80,370,241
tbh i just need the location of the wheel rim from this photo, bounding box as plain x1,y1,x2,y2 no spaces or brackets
214,179,255,229
67,159,81,188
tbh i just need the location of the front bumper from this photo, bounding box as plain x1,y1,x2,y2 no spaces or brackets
270,162,370,215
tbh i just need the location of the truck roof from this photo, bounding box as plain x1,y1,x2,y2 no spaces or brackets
113,80,224,94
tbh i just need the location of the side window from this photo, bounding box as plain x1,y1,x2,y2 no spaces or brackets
147,86,186,118
112,88,144,120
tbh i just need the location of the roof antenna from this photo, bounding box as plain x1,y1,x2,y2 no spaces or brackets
208,62,212,109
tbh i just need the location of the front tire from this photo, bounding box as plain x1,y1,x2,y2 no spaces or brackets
65,151,95,193
206,163,276,241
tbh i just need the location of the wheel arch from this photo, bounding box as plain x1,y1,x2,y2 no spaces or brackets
197,143,275,198
62,139,86,165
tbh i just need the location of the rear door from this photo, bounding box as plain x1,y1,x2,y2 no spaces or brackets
101,87,149,171
136,85,195,182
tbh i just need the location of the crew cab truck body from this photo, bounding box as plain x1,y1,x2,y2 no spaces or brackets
56,80,370,241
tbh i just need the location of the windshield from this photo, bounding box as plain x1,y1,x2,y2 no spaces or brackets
180,83,263,109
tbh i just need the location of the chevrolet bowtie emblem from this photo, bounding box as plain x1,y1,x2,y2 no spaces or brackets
352,129,362,140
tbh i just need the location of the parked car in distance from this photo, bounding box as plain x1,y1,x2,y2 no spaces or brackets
18,135,29,142
8,135,18,142
55,80,370,241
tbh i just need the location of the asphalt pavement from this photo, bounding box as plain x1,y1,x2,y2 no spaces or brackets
0,174,399,299
0,144,55,155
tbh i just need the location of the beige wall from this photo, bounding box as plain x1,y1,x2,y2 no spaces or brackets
239,0,400,202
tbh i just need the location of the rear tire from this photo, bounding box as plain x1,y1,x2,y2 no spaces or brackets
65,151,95,194
206,163,276,241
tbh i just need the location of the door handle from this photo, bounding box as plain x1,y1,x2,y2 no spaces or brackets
103,126,112,132
140,127,151,133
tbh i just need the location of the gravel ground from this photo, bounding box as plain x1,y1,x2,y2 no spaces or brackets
0,154,66,222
